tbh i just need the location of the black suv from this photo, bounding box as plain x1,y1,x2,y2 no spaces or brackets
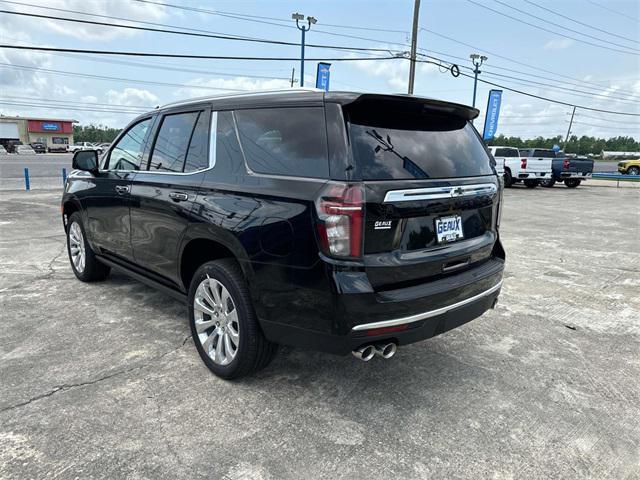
62,90,505,379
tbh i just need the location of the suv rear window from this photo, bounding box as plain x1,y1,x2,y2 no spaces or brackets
234,107,329,178
348,112,492,180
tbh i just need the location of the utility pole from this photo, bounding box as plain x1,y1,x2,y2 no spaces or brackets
470,53,488,110
407,0,421,95
565,106,576,145
292,12,317,87
290,68,295,88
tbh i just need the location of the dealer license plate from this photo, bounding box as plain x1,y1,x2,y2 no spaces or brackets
435,215,464,243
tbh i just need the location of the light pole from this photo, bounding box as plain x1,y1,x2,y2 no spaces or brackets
470,53,488,109
292,12,317,87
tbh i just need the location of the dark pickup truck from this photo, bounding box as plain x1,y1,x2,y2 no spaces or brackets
541,155,593,188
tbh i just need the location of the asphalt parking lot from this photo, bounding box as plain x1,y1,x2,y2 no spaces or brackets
1,182,639,479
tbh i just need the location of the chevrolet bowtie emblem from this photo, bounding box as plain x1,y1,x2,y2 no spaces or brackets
450,187,464,197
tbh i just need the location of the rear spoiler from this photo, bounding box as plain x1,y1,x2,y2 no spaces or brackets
325,92,480,121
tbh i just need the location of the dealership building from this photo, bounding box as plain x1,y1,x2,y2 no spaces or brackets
0,115,77,151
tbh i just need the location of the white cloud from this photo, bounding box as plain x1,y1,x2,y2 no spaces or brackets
174,77,291,99
543,38,574,50
106,88,159,107
4,0,168,41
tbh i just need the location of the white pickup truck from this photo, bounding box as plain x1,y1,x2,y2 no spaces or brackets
488,146,553,188
67,142,103,154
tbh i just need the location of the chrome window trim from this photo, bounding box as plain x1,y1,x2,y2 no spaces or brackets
351,280,503,332
383,183,498,203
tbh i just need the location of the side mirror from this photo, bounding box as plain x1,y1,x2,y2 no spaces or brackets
72,150,99,173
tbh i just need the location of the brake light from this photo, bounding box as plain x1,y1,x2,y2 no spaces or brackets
315,183,364,258
521,158,527,169
563,159,570,170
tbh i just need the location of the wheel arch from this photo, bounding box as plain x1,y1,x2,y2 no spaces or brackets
178,225,253,292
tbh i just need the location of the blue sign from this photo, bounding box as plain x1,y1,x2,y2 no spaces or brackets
42,123,60,131
315,62,331,91
482,90,503,141
552,144,561,152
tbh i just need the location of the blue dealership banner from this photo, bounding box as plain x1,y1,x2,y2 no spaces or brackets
482,90,502,141
42,123,60,131
315,62,331,91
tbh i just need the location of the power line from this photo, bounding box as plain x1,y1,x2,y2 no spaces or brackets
465,0,639,56
133,0,409,34
425,63,640,116
0,62,250,91
0,44,400,61
575,113,639,125
570,121,640,131
480,71,640,105
0,8,398,56
0,94,151,110
586,0,640,23
522,0,639,44
491,0,640,52
0,100,148,114
421,28,640,97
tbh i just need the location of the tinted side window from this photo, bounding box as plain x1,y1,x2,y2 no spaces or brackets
235,107,329,178
108,118,151,171
184,112,210,172
213,111,245,178
149,112,199,172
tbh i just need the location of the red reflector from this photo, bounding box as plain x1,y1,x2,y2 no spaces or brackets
365,325,409,337
521,158,527,169
563,159,570,170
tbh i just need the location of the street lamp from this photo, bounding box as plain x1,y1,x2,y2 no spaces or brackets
292,12,317,87
470,53,488,111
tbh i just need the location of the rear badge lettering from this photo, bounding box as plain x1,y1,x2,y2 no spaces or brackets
374,220,392,230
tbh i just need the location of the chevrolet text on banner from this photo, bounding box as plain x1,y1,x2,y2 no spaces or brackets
315,62,331,91
483,89,503,141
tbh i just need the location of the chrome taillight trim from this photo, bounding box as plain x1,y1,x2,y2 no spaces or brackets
383,183,498,203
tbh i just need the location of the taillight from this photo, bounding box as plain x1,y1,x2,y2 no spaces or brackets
315,183,364,258
563,159,570,170
521,158,527,169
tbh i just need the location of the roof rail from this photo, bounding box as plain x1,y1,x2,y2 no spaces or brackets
159,87,324,109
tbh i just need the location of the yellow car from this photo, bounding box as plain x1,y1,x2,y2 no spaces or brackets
618,159,640,175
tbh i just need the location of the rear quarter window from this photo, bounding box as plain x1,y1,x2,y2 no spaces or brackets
234,107,329,178
348,112,492,180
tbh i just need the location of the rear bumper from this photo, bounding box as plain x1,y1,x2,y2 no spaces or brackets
261,277,502,355
558,172,591,179
517,172,550,179
259,253,505,356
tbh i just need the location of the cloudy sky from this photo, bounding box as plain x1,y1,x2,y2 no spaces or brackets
0,0,639,139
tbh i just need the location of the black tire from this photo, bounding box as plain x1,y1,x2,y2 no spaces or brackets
66,212,111,282
524,179,539,188
540,178,556,188
188,259,277,379
503,169,514,188
628,166,640,175
564,179,581,188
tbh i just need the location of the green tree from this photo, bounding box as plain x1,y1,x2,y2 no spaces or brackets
73,124,122,143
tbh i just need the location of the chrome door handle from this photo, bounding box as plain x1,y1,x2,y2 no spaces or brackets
115,185,130,194
169,192,188,202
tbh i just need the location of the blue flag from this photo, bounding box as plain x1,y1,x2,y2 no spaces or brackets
315,63,331,91
483,90,503,141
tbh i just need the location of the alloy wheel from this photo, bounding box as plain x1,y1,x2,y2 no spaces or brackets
193,277,240,366
68,222,86,273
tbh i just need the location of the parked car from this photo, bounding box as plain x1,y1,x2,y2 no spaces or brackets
516,148,555,188
67,142,99,154
62,90,505,379
618,159,640,175
541,155,594,188
29,142,47,154
488,146,520,187
15,145,36,154
3,140,22,153
0,145,7,154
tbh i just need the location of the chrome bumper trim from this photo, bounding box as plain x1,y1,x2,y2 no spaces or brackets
351,280,503,332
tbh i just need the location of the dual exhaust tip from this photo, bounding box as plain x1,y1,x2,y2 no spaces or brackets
352,342,397,362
